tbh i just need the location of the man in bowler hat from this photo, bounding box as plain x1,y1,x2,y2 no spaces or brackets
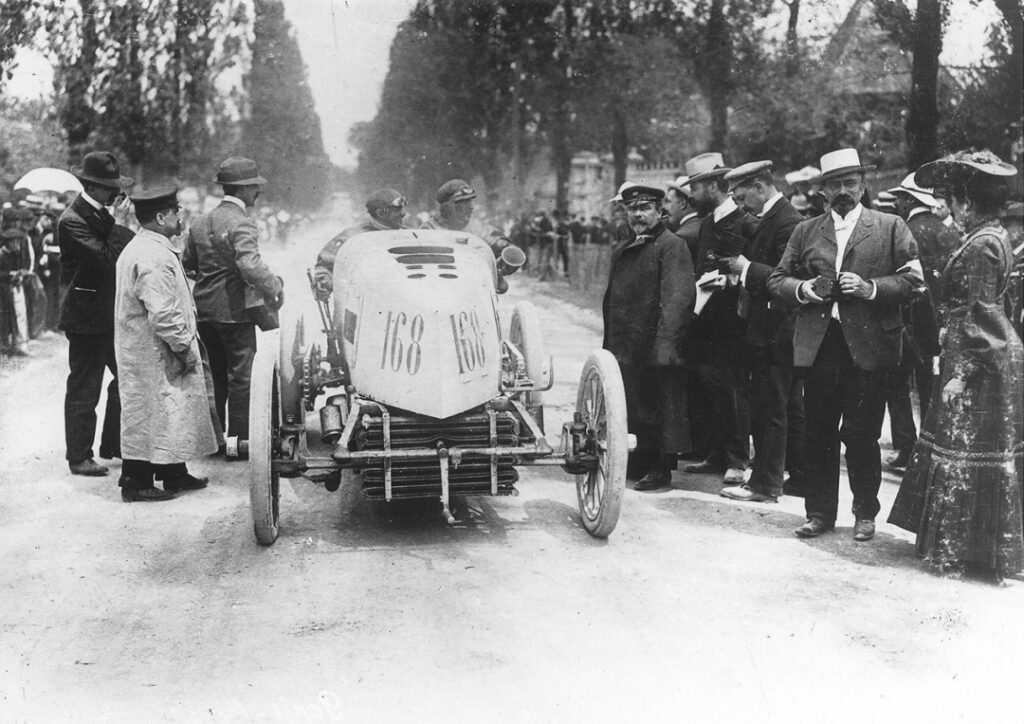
58,151,135,476
183,157,283,443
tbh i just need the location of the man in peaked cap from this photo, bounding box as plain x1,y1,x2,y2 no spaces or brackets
678,152,755,487
116,185,217,501
769,148,922,541
718,160,806,504
602,184,695,491
183,156,283,444
59,150,136,476
881,172,959,470
312,188,408,301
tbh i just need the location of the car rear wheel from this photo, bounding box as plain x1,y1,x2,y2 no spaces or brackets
574,350,627,538
250,334,282,545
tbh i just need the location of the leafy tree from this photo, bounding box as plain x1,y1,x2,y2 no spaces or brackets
0,0,43,87
240,0,331,209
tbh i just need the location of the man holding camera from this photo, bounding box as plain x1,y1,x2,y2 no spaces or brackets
768,149,921,541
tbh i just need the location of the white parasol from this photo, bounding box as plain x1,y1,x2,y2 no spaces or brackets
14,167,83,194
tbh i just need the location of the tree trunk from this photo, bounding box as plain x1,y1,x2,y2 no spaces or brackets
61,0,99,163
906,0,943,168
785,0,801,78
704,0,731,151
552,103,571,213
611,98,628,188
993,0,1023,158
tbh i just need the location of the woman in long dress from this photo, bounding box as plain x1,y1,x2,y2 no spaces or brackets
888,150,1024,583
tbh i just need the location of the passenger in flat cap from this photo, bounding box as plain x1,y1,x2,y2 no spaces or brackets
312,188,407,301
115,186,217,501
718,161,806,503
678,152,755,488
602,183,695,491
422,179,524,292
183,157,283,444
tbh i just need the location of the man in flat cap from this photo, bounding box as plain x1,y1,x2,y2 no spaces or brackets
679,152,755,487
882,173,957,470
183,157,283,444
602,184,695,490
312,188,407,301
115,186,217,501
422,178,524,290
422,179,514,259
769,148,921,541
719,160,806,503
59,150,135,476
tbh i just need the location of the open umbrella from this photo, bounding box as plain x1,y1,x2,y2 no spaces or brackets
14,167,83,194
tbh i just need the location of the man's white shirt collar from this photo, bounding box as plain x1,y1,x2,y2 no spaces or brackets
758,191,783,218
223,195,247,211
81,191,104,210
831,203,863,231
713,196,738,223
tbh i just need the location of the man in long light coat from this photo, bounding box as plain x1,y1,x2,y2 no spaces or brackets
115,186,217,502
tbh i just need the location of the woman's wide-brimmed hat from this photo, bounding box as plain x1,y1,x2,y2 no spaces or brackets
70,151,133,189
914,149,1018,188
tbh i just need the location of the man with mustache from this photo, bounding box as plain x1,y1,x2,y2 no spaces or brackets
768,149,922,541
678,153,755,489
602,184,695,490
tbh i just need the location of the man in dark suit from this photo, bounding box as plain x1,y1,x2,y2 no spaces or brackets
603,184,695,490
768,149,921,541
183,157,283,444
719,161,806,504
679,153,754,488
58,151,135,476
664,176,701,262
882,174,959,468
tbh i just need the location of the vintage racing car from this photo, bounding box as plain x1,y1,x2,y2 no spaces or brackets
247,228,631,544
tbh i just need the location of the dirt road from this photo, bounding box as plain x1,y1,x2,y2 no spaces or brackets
1,223,1021,723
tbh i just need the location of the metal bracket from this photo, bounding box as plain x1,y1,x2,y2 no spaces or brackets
382,409,392,502
488,408,498,495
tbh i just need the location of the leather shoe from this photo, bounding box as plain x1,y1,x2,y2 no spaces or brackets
162,473,209,493
633,470,672,491
69,458,108,476
121,485,176,502
887,449,911,469
720,484,777,503
795,518,835,538
722,467,747,486
682,458,724,474
853,518,875,541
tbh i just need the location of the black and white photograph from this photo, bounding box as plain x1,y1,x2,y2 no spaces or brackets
1,0,1022,721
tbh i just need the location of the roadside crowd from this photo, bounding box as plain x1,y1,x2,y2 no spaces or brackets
601,146,1024,585
3,142,1023,586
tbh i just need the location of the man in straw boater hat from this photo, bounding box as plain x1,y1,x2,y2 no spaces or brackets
58,150,135,477
718,160,806,504
602,184,695,491
663,175,700,262
677,152,755,489
114,185,217,502
183,157,283,446
768,148,923,542
881,173,960,471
